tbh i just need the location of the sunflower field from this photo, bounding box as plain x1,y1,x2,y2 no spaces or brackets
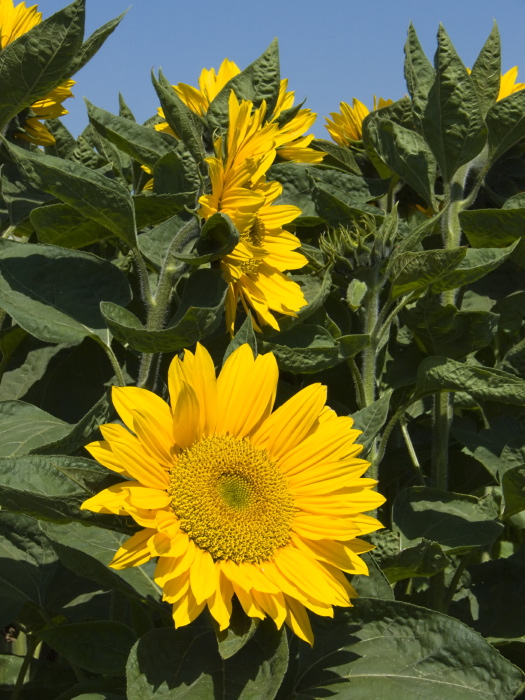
0,0,525,698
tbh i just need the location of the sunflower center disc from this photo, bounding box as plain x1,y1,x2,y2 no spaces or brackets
169,434,295,563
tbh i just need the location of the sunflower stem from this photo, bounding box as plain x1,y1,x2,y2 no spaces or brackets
400,418,425,486
138,218,200,388
441,553,471,613
347,357,366,410
11,633,37,700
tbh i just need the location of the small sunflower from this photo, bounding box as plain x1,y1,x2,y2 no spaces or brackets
497,67,525,101
325,96,393,145
155,57,323,164
0,0,75,146
198,94,308,334
81,343,385,644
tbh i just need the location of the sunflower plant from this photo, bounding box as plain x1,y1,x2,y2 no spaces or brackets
0,2,524,698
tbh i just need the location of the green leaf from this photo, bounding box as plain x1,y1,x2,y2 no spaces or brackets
45,118,77,159
364,117,436,206
487,89,525,163
189,212,239,264
224,315,257,364
470,22,501,116
291,598,524,698
422,26,487,183
151,69,206,167
460,207,525,248
207,39,281,132
404,294,498,359
258,325,369,374
351,552,394,600
0,0,85,129
1,162,54,228
0,400,69,457
0,342,67,401
133,192,193,230
501,466,525,518
272,269,333,335
310,139,361,174
416,356,525,405
214,598,258,660
137,214,188,268
380,538,451,583
393,487,503,553
389,247,467,299
101,269,227,353
68,10,126,75
86,100,178,168
39,622,136,677
404,23,435,118
126,619,288,700
43,520,161,604
0,239,131,345
351,390,393,452
4,141,137,247
0,454,123,525
31,203,113,248
313,167,391,204
432,244,517,292
0,511,59,627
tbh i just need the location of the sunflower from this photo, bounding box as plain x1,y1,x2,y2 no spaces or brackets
198,94,308,334
0,0,75,146
81,343,385,644
325,96,393,145
497,67,525,101
155,57,323,164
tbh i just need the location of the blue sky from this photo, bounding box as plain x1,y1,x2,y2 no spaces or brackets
42,0,525,139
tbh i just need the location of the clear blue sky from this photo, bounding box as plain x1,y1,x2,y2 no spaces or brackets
41,0,525,138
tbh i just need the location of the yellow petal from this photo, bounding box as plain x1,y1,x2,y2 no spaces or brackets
172,381,201,449
208,570,234,630
189,547,217,604
110,528,155,569
283,596,314,645
172,589,206,627
112,385,172,434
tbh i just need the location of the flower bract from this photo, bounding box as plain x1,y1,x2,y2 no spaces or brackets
81,343,385,644
0,0,75,146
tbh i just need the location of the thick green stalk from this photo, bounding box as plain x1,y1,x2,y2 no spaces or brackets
432,391,451,490
11,634,37,700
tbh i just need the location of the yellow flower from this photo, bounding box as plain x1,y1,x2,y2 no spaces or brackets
81,343,385,644
199,94,308,334
325,96,393,145
155,58,323,164
0,0,75,146
497,67,525,101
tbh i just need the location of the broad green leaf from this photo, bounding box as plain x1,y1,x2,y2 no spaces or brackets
258,325,369,374
291,598,524,698
31,202,113,248
0,511,59,627
68,10,125,76
1,162,54,229
45,118,77,159
310,139,361,174
0,400,69,457
364,116,436,206
422,26,487,183
126,619,288,700
470,22,501,116
0,239,131,345
487,89,525,163
4,140,137,247
0,454,123,525
389,247,467,299
351,390,392,452
269,162,320,221
101,269,228,353
501,466,525,518
500,336,525,378
313,167,391,204
33,392,111,457
460,207,525,248
182,212,239,265
416,356,525,405
138,214,188,268
86,100,178,168
0,0,85,129
207,39,281,132
404,23,435,119
151,69,206,166
405,295,498,359
393,486,503,553
223,315,257,364
351,552,394,600
133,192,194,230
39,622,136,677
43,520,161,604
214,599,258,660
432,244,517,292
380,538,450,583
0,343,67,401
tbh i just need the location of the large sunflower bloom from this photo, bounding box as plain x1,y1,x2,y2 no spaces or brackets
325,96,393,145
155,57,323,164
0,0,75,146
81,343,385,644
